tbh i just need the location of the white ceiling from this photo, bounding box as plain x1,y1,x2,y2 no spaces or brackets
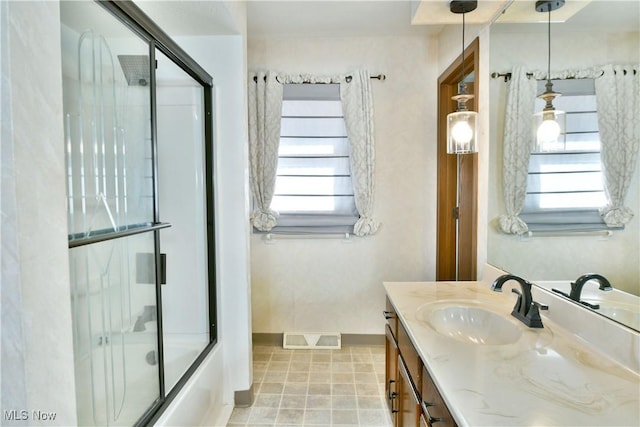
246,0,639,37
123,1,639,38
135,0,240,35
411,0,510,26
495,0,640,33
246,1,436,37
496,0,592,25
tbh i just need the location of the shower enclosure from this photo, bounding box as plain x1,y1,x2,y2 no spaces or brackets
60,1,216,425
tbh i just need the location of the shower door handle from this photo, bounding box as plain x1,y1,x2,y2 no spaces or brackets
160,253,167,285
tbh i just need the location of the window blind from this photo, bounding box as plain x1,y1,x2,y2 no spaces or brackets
522,78,609,231
269,83,358,233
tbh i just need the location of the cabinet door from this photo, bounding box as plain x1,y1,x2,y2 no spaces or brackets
385,324,399,422
398,355,421,427
421,366,457,427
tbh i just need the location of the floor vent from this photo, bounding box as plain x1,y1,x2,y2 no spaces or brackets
283,332,341,350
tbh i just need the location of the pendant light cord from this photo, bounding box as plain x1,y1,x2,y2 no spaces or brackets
547,7,551,84
461,11,466,85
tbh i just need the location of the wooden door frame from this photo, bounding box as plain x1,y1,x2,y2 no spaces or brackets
436,37,479,281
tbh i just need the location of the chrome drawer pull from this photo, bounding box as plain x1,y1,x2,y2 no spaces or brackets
390,392,399,413
422,401,442,424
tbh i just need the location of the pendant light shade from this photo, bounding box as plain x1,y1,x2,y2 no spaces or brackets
447,84,478,154
533,108,566,151
532,0,565,152
446,0,478,154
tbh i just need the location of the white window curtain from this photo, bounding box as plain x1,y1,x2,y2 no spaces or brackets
595,64,640,227
498,67,536,235
340,69,379,236
248,71,283,231
248,69,379,236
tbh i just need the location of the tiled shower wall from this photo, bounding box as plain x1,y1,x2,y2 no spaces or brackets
1,1,77,424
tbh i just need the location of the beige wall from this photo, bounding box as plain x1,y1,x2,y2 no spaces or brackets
487,28,640,295
248,34,438,334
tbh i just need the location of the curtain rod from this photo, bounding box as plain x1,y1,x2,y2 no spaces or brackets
490,68,637,82
262,232,352,242
490,72,533,82
521,229,613,239
252,74,386,83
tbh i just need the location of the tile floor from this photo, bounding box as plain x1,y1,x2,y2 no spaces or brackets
226,344,393,427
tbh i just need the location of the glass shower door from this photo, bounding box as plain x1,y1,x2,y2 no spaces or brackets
155,48,210,393
70,234,160,426
61,2,161,425
62,1,216,424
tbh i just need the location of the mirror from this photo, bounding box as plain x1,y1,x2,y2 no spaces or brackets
487,0,640,330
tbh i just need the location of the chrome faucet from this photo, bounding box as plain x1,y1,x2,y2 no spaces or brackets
491,274,548,328
569,273,613,309
133,305,157,332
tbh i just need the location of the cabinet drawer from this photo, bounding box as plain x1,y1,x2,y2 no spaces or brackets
421,366,457,427
397,320,422,395
384,296,398,339
398,355,421,427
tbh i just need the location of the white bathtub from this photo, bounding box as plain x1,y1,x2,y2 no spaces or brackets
162,335,207,393
154,342,231,427
75,332,157,426
75,333,218,426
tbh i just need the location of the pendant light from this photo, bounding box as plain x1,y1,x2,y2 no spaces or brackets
533,0,566,152
447,0,478,154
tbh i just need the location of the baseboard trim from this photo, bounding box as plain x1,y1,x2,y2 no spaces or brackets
234,384,254,407
341,334,385,346
252,333,384,347
253,333,283,346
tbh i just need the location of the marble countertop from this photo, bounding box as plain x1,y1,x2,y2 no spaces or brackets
384,279,640,426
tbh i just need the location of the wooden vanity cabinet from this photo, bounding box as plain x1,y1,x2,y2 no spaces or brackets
384,297,457,427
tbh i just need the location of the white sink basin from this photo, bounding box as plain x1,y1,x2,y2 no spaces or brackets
416,301,523,345
583,300,640,330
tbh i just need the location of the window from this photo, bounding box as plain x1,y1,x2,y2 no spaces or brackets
269,83,358,233
521,78,610,231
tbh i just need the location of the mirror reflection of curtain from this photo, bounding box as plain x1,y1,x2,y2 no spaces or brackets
499,64,639,234
499,67,535,235
595,64,640,227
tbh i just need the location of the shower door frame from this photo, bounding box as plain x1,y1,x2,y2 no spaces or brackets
91,1,217,425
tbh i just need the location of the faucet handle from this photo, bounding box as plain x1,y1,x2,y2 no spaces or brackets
552,288,570,299
532,301,548,311
524,301,547,328
579,300,600,310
